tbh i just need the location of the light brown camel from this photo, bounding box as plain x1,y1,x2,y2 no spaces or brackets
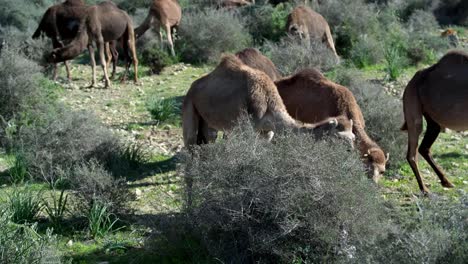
286,5,338,58
32,0,87,81
47,1,138,88
219,0,255,9
135,0,182,56
235,48,282,81
182,55,351,147
401,50,468,193
275,68,388,181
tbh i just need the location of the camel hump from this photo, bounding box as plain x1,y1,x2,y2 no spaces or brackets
294,68,325,80
437,50,468,66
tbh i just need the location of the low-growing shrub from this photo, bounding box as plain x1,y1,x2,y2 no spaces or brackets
70,160,132,214
349,34,384,68
7,187,43,224
0,211,62,264
87,200,123,239
183,123,390,262
147,96,180,124
9,105,119,184
263,36,338,75
330,67,406,168
140,43,177,74
43,189,68,230
7,152,29,184
177,8,252,63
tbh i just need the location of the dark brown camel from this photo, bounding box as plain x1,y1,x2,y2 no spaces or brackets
235,48,282,81
47,1,138,88
32,0,86,81
286,5,338,58
135,0,182,56
402,50,468,193
276,68,387,182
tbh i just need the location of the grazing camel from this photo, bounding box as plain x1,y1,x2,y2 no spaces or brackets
182,55,350,147
47,1,138,88
275,68,388,181
286,5,338,58
401,50,468,193
135,0,182,56
32,0,87,81
235,48,282,81
219,0,255,9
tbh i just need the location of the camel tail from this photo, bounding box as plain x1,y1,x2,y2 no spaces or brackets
134,10,153,39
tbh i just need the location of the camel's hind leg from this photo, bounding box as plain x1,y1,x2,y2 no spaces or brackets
97,39,111,88
419,116,454,188
109,41,119,79
128,29,139,84
182,99,201,148
64,60,72,81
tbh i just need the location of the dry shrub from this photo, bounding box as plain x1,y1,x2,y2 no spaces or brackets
182,122,389,263
263,36,338,75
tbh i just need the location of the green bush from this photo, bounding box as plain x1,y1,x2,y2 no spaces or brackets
242,3,291,44
177,8,252,63
7,187,43,224
263,37,338,75
147,96,180,124
8,153,29,184
0,211,62,264
349,34,384,68
87,200,123,239
140,43,177,74
183,123,389,262
43,189,68,230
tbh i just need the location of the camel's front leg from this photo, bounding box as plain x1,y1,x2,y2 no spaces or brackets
88,44,97,87
98,40,111,88
165,24,175,57
64,60,72,81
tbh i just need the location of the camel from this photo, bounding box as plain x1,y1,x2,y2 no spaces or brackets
286,5,338,58
401,50,468,193
182,55,353,147
235,48,282,81
275,68,388,182
135,0,182,57
219,0,255,9
47,1,138,88
32,0,87,81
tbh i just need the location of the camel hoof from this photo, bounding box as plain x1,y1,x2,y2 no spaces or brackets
441,181,454,188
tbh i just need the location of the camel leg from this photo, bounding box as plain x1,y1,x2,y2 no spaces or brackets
98,40,111,88
406,118,429,193
64,60,72,81
165,24,175,57
110,42,119,79
128,32,139,84
182,100,200,148
105,42,112,72
88,44,97,87
418,117,454,188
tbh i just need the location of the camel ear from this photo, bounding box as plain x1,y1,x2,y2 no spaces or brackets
367,149,372,155
349,119,353,127
386,153,390,162
363,153,369,157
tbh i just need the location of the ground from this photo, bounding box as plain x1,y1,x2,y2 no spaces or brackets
0,54,467,262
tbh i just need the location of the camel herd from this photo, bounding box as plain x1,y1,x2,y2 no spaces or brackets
32,1,468,194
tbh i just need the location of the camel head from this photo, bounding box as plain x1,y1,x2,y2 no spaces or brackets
47,48,68,63
363,148,388,183
288,24,306,40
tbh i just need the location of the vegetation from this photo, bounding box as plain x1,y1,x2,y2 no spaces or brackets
0,0,466,262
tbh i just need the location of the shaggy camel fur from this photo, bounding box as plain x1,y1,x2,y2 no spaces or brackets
276,68,387,181
235,48,282,81
402,50,468,193
182,55,348,147
135,0,182,56
47,1,138,88
286,5,338,58
32,0,86,81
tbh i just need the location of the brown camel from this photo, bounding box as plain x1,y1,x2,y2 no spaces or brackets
32,0,86,81
135,0,182,56
219,0,255,9
235,48,282,81
47,1,138,88
182,55,352,147
286,5,338,58
275,68,388,181
401,50,468,193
